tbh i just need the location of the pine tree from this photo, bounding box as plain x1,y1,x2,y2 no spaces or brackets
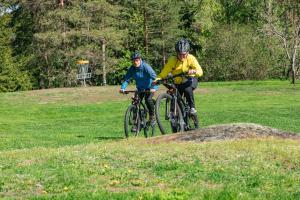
0,13,31,92
10,0,125,88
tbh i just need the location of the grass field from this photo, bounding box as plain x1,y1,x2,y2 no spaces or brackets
0,80,300,199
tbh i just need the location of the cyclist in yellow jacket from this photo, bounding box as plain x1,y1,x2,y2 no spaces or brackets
155,39,203,114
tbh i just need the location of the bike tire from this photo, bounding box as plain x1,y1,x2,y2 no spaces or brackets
124,105,140,138
140,108,148,138
186,113,199,131
155,93,184,134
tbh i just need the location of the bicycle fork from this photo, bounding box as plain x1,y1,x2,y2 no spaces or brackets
164,96,178,120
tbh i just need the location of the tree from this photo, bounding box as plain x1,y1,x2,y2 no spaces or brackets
8,0,125,88
178,0,222,55
203,24,283,81
112,0,182,72
219,0,263,24
263,0,300,84
84,0,125,86
0,12,31,92
146,0,182,67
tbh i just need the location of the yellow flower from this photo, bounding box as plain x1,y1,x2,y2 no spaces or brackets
109,180,120,186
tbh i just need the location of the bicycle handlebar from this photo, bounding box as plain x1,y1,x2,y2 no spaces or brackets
123,90,136,94
154,72,189,85
121,89,151,95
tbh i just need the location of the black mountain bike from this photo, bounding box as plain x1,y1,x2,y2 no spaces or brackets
123,90,155,138
154,74,199,134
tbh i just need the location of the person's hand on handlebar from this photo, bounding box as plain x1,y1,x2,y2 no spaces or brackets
152,78,161,86
188,69,197,75
150,89,156,93
119,89,126,94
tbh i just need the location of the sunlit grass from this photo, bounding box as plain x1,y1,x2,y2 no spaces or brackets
0,80,300,199
1,138,300,199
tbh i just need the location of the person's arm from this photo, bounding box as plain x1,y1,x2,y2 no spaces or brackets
144,63,157,80
189,55,203,77
121,67,133,90
157,57,174,79
144,63,159,91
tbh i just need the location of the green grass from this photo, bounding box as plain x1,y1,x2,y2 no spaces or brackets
0,80,300,199
1,139,300,199
198,80,300,132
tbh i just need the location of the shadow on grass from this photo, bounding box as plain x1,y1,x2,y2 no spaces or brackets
76,135,124,141
94,136,124,140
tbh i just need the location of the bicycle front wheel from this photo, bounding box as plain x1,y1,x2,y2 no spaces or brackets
124,105,140,138
186,113,199,131
155,93,184,134
140,108,148,138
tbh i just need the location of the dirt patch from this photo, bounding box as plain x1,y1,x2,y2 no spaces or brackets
150,123,300,143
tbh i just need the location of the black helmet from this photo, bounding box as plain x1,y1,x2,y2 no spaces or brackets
131,51,141,60
175,39,190,54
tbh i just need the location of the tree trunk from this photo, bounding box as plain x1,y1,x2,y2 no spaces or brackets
291,40,298,84
162,37,166,66
102,39,107,86
143,0,148,55
60,0,65,45
59,0,64,7
291,61,296,84
60,0,69,86
160,15,166,66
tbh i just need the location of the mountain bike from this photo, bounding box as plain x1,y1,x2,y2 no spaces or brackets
122,90,155,138
154,74,199,134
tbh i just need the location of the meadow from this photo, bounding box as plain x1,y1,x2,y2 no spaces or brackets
0,80,300,199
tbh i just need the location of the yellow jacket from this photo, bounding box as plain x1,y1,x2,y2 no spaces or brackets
157,54,203,84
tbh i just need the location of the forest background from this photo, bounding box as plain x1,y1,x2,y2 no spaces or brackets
0,0,299,92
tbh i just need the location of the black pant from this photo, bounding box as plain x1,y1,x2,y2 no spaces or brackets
138,92,155,116
176,77,198,109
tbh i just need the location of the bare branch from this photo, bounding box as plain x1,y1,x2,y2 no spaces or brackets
268,24,291,60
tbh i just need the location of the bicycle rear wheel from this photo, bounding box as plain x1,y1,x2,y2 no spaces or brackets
155,93,184,134
124,105,141,138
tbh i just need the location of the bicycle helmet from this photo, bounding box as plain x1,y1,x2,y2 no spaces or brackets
175,39,190,54
131,51,141,60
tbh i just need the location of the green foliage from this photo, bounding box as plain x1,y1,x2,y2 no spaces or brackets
202,24,286,81
107,50,132,85
178,0,222,55
117,0,182,69
9,0,125,88
262,0,300,83
219,0,263,24
1,0,299,89
0,13,31,92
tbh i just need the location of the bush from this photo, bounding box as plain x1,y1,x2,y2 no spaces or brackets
201,24,285,81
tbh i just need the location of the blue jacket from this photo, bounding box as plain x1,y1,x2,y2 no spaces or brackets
121,60,158,91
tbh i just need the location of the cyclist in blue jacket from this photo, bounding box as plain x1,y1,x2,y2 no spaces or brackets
119,51,158,124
